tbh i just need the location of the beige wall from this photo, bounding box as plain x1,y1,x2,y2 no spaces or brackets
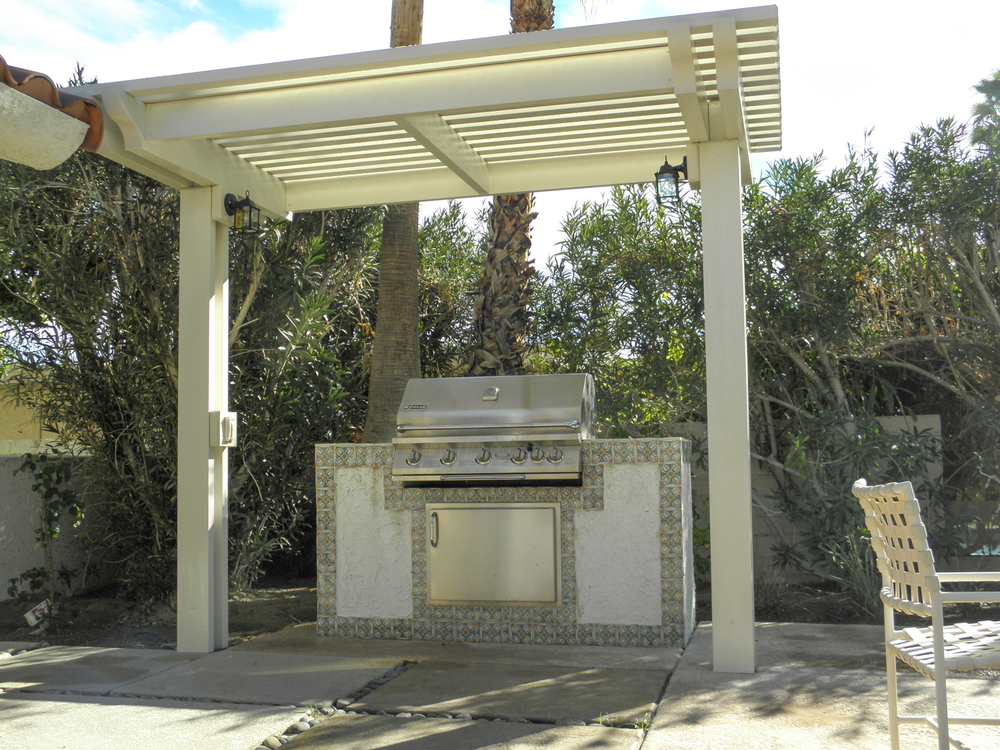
0,397,57,441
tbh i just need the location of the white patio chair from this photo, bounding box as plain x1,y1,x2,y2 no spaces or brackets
853,479,1000,750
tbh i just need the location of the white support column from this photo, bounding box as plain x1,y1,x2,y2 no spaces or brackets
699,139,755,673
177,186,230,653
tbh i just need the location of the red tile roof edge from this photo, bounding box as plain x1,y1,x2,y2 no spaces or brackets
0,54,104,152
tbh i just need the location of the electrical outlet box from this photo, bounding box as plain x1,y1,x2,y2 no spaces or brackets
209,411,238,448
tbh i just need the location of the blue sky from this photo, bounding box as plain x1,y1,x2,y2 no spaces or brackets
3,0,999,262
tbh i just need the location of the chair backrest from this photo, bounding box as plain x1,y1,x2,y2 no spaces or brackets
853,479,939,618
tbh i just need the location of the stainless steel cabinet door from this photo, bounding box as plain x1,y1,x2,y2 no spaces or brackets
426,503,560,604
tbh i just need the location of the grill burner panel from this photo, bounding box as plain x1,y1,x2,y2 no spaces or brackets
391,374,594,483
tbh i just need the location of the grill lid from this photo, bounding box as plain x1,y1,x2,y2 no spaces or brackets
392,373,595,482
395,373,594,438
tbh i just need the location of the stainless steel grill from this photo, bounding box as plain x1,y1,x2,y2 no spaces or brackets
391,373,595,483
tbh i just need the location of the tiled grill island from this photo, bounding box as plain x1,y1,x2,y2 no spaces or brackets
315,438,694,648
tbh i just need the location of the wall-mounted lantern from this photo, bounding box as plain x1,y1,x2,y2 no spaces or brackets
653,156,688,206
223,191,261,237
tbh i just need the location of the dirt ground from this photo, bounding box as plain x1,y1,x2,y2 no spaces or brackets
0,577,317,649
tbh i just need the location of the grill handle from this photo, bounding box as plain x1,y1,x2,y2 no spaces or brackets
438,474,527,482
397,420,580,434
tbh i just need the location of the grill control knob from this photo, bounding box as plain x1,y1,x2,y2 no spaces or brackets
546,447,564,463
406,449,422,466
531,447,546,463
475,448,492,465
440,449,457,466
512,447,528,465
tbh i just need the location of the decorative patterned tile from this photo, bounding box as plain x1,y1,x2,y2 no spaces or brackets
454,606,482,621
412,599,431,619
482,606,505,621
663,624,684,646
659,440,682,462
411,619,433,640
659,483,683,511
660,463,682,486
429,605,453,621
384,487,403,510
594,624,618,646
317,617,335,636
554,605,576,623
661,555,683,579
611,440,636,464
582,463,604,487
356,446,378,468
636,440,659,462
533,624,555,645
315,468,337,487
662,599,683,623
335,446,355,467
402,490,424,511
660,509,682,530
660,533,681,556
619,625,640,647
374,445,394,467
576,623,596,646
509,623,531,644
554,624,577,645
509,606,533,622
315,486,335,506
585,442,612,463
394,618,412,640
639,625,662,647
315,445,336,467
481,621,507,643
434,620,456,640
533,606,557,624
581,487,603,510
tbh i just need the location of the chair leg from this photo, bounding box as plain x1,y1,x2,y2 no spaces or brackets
933,614,949,750
886,648,901,750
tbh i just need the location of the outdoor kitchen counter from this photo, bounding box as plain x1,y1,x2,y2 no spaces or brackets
314,439,694,648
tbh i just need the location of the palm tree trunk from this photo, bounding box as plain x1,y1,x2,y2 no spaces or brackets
362,0,423,442
468,0,554,377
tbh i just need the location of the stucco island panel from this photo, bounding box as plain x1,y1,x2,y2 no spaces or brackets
314,439,694,647
576,463,661,626
335,467,413,619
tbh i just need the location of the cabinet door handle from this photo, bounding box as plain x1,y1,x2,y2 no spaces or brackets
430,512,439,548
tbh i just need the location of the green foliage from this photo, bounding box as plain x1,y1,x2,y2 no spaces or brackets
534,184,705,435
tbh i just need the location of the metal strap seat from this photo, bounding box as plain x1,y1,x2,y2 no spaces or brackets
853,479,1000,750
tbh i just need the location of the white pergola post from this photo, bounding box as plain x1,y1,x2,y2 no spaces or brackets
700,139,755,673
177,186,230,653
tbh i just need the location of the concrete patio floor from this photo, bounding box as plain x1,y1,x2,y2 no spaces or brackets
1,621,998,750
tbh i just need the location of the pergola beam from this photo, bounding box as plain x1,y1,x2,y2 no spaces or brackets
137,48,673,144
397,114,491,195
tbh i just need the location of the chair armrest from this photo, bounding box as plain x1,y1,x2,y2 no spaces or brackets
939,591,1000,605
937,571,1000,583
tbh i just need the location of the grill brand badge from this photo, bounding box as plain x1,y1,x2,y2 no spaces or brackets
403,404,427,410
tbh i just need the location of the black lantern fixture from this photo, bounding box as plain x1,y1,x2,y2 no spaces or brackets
224,191,261,238
653,156,688,206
